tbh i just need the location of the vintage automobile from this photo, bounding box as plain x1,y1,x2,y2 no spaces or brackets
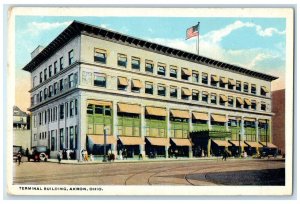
27,146,50,162
13,145,23,162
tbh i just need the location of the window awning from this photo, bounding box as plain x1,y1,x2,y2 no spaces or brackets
146,137,170,146
244,98,251,105
170,109,190,119
192,112,209,120
258,119,269,123
244,141,263,148
220,77,228,84
87,135,116,144
237,97,244,105
211,75,219,82
145,107,167,117
244,118,256,122
259,142,277,148
212,139,231,147
220,95,228,102
117,103,141,114
118,136,145,145
211,114,227,123
118,77,128,86
181,68,192,76
171,138,192,147
87,100,112,107
228,79,235,86
228,140,246,147
94,48,106,53
181,87,192,96
132,79,143,88
261,86,269,93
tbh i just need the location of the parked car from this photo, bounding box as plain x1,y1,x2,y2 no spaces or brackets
27,146,50,162
260,147,278,158
13,145,23,162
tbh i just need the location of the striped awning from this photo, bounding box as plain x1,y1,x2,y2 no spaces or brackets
181,68,192,76
170,109,190,119
192,112,209,120
228,140,246,147
228,79,235,86
132,79,143,88
212,139,231,147
220,95,228,102
87,100,112,107
244,141,263,148
117,103,141,114
118,77,128,86
118,136,145,145
146,137,170,146
261,86,269,93
220,77,228,84
171,138,192,147
259,142,277,148
87,135,116,144
211,75,219,82
244,98,251,106
237,97,244,105
145,107,167,117
181,87,192,96
211,114,227,123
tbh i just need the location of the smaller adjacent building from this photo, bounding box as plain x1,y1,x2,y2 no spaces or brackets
13,106,29,129
13,106,31,151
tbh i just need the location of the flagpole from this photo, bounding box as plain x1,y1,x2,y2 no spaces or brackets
197,22,200,55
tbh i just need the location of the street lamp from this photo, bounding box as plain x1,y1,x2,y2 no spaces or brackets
103,126,108,162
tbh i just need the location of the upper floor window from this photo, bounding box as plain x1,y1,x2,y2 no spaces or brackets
228,96,234,107
40,72,43,83
157,63,166,76
33,76,37,88
60,57,64,71
236,97,243,108
170,66,178,78
181,68,191,80
131,79,142,93
236,80,241,91
54,82,58,95
202,72,208,84
202,91,208,103
68,73,74,88
261,86,268,96
68,50,74,65
251,84,256,94
211,75,218,87
49,65,52,78
181,87,191,100
261,103,266,111
117,53,127,68
157,84,166,96
54,61,58,74
145,82,153,95
170,86,177,98
44,68,47,81
210,93,217,104
220,77,227,88
94,73,106,87
192,71,199,83
228,78,235,90
117,76,128,91
244,98,251,109
39,91,43,102
131,57,140,70
59,79,64,91
70,101,74,117
49,85,53,97
94,48,107,64
145,60,154,73
243,82,249,93
44,88,48,100
59,104,64,120
219,94,227,106
251,100,257,110
192,90,199,101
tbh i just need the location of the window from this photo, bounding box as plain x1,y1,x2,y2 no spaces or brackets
131,57,140,70
49,65,52,78
39,112,42,125
34,134,37,141
70,101,74,117
251,100,257,110
181,68,191,80
210,93,217,104
87,104,93,114
261,86,268,96
157,84,166,96
219,95,227,106
32,76,37,88
157,63,166,76
131,79,142,93
59,104,64,120
170,86,177,98
145,60,154,73
44,88,48,100
51,130,56,151
202,92,208,102
220,77,227,88
236,98,243,108
60,128,64,150
118,77,128,91
192,71,199,83
251,84,256,94
48,109,51,123
54,61,58,74
44,68,47,81
44,110,47,124
49,85,53,97
228,78,235,90
60,79,64,91
236,81,241,91
145,82,153,95
75,126,78,149
261,103,266,111
94,73,106,87
40,72,43,83
94,48,107,64
75,99,78,115
60,57,64,70
54,82,58,95
68,49,74,65
170,66,177,78
69,73,74,88
181,88,191,100
39,91,43,102
70,126,74,149
192,90,199,101
228,96,234,107
211,75,218,87
65,102,69,118
202,72,208,84
95,105,103,114
117,53,127,67
244,82,249,93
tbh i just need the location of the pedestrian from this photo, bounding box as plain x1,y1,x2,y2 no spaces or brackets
57,151,62,164
25,148,29,158
81,148,85,161
222,150,228,161
17,151,22,165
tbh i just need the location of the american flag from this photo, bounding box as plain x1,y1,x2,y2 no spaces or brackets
186,23,199,40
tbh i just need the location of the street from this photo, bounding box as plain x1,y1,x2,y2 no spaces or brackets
13,158,285,185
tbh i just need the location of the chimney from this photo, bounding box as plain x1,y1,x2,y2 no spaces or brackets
31,45,45,59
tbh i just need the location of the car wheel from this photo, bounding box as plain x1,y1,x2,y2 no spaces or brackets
39,153,47,162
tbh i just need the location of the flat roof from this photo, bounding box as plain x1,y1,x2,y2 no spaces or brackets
22,20,278,81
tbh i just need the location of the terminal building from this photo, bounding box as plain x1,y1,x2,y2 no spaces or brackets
22,21,278,160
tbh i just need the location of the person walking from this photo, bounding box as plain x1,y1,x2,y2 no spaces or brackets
57,151,62,164
222,150,228,161
17,151,22,166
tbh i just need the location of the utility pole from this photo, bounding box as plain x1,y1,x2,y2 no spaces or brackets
103,126,108,162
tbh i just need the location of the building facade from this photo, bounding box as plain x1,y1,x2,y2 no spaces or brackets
23,21,278,160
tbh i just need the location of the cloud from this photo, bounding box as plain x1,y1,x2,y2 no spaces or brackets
23,21,72,36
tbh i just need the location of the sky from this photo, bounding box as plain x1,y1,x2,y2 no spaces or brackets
15,16,286,112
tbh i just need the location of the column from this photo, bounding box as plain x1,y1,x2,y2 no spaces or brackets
268,119,272,143
140,105,146,158
225,114,229,131
188,110,193,158
208,111,212,130
112,100,118,158
166,106,171,158
240,116,245,152
207,138,211,157
79,94,87,161
255,118,259,153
